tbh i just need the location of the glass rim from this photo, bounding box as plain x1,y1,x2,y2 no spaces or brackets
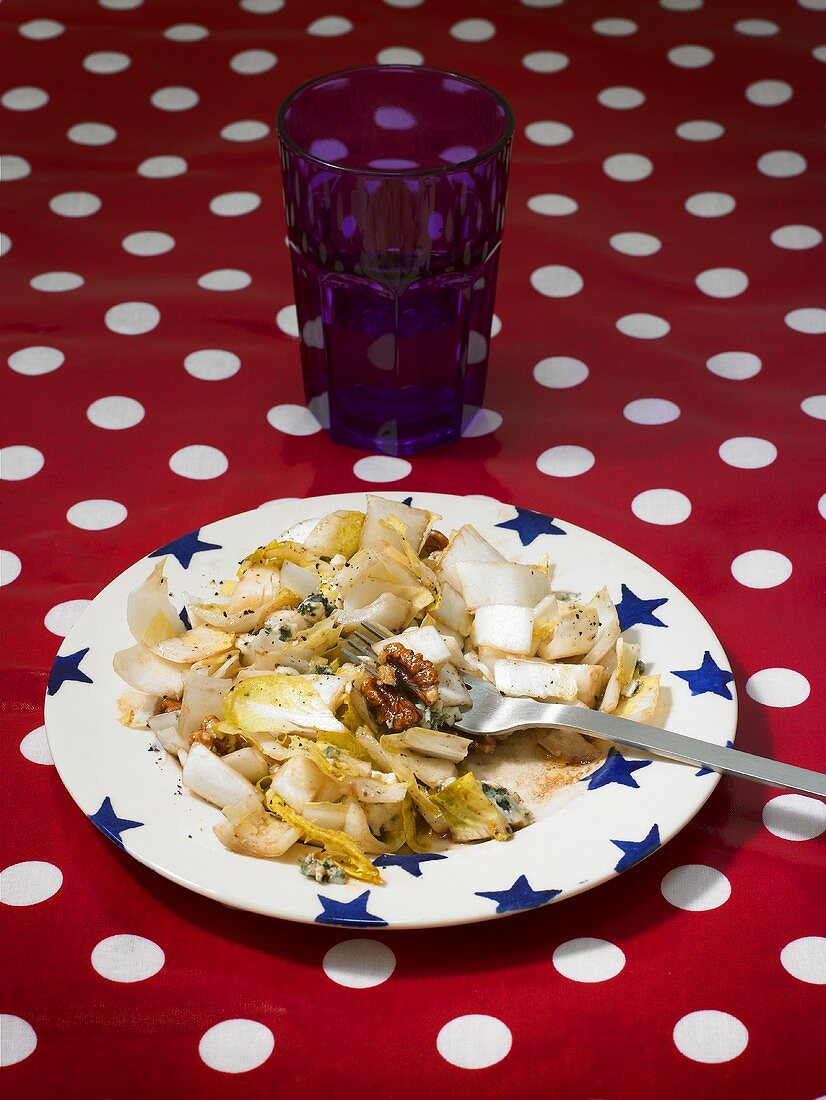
276,63,515,178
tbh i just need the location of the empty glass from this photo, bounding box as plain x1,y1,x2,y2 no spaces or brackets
277,65,514,455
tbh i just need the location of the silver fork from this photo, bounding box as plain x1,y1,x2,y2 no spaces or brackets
341,623,826,798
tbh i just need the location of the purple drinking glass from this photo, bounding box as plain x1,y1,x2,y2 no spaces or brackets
277,65,514,455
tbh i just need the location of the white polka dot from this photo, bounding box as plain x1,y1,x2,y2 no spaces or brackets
164,23,209,41
105,301,160,334
632,488,691,525
786,309,826,335
30,271,84,292
490,314,502,338
818,492,826,520
307,16,353,36
0,861,62,906
437,1015,512,1069
322,939,396,987
19,19,65,39
137,155,187,178
780,938,826,984
92,935,165,983
169,445,228,480
661,865,731,911
525,121,573,146
530,265,583,298
276,304,299,337
593,18,637,35
814,44,826,62
660,0,703,8
685,191,735,217
798,0,826,9
1,446,44,481
267,404,322,436
673,1011,748,1063
49,191,101,217
668,45,714,68
0,233,10,256
383,0,423,5
706,351,761,380
763,794,826,841
598,86,645,109
184,350,240,381
552,937,626,982
20,725,53,765
771,225,822,250
67,122,117,145
734,18,778,36
521,0,565,5
151,86,199,111
746,79,793,107
801,394,826,419
731,550,792,589
746,668,810,707
44,599,91,636
610,232,661,256
537,445,594,478
2,86,49,111
99,0,143,8
230,49,277,74
66,499,128,530
1,550,21,586
527,193,578,216
122,231,175,256
7,346,64,375
0,1016,37,1067
221,120,269,142
0,155,31,181
757,150,807,177
616,313,670,339
353,456,412,483
241,0,284,11
199,1019,274,1073
533,356,589,388
198,269,251,291
377,47,424,65
676,120,724,141
522,51,569,73
83,51,131,74
719,436,776,468
696,268,748,298
603,153,653,181
87,395,145,430
624,398,680,424
462,409,502,438
450,18,496,41
466,331,488,364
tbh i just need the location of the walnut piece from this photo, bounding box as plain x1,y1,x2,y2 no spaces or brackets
470,735,498,755
421,529,449,556
160,696,180,713
189,715,244,755
360,675,421,731
379,641,439,705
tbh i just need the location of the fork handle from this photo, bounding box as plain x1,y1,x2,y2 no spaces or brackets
531,703,826,798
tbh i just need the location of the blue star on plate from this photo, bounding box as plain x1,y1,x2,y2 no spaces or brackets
611,824,661,873
47,648,93,696
672,651,734,700
475,874,561,914
495,507,565,545
373,853,447,878
179,605,191,630
148,528,221,570
315,890,388,927
88,796,144,849
696,740,733,777
585,748,652,790
401,496,413,507
616,583,668,631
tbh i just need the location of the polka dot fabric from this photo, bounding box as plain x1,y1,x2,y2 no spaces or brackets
1,1,823,1096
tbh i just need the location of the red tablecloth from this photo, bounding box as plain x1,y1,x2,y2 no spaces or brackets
2,0,825,1096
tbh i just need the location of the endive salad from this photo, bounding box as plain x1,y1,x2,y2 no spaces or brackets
115,496,660,885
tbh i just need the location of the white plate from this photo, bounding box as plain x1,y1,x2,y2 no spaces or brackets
44,492,737,929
